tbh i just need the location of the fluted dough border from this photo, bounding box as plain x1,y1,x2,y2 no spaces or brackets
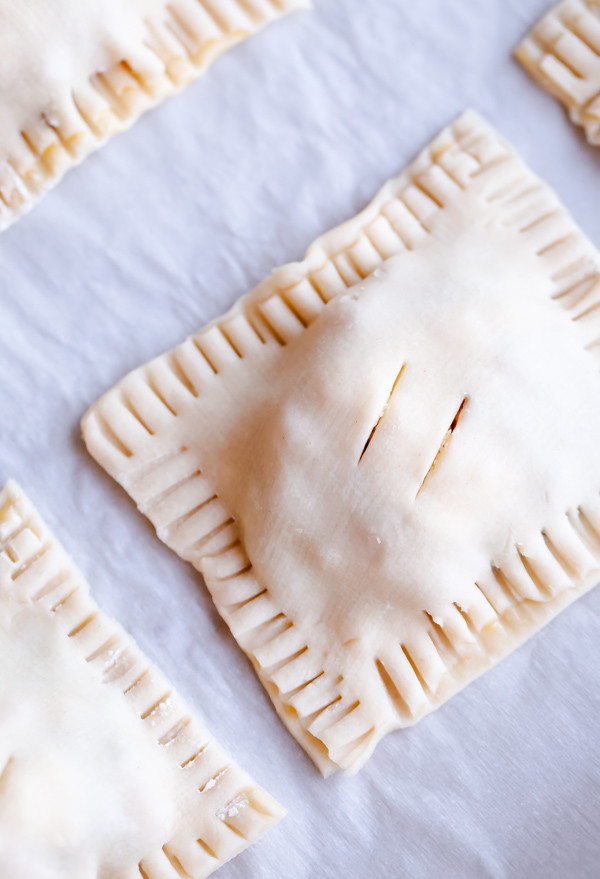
516,0,600,144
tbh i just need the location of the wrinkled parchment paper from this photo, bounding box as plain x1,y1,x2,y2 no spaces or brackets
1,1,599,875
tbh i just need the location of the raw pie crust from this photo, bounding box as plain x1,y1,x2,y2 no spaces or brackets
0,480,284,878
0,0,305,231
516,0,600,144
83,111,600,776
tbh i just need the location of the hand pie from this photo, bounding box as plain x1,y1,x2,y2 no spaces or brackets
83,111,600,776
516,0,600,144
0,480,284,877
0,0,305,231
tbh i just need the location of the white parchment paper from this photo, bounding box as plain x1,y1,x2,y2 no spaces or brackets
1,1,599,876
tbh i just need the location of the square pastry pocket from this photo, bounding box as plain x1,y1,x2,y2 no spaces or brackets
0,0,306,230
84,111,600,775
516,0,600,144
0,481,284,877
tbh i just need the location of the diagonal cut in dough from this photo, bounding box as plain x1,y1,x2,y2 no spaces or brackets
83,110,600,776
516,0,600,144
0,480,284,878
0,0,306,231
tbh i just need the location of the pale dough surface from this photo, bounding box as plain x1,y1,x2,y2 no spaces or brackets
0,482,284,879
0,604,176,879
0,0,306,230
83,110,600,776
1,0,598,873
0,0,169,145
516,0,600,144
209,225,598,634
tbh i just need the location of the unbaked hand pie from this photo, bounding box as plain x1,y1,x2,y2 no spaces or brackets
516,0,600,144
0,0,305,231
0,480,283,878
83,110,600,776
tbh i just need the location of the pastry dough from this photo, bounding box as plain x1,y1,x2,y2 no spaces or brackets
0,0,306,231
0,480,284,878
83,111,600,776
516,0,600,144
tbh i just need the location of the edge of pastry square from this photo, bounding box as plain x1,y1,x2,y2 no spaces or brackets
516,0,600,145
0,0,307,231
0,480,284,876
